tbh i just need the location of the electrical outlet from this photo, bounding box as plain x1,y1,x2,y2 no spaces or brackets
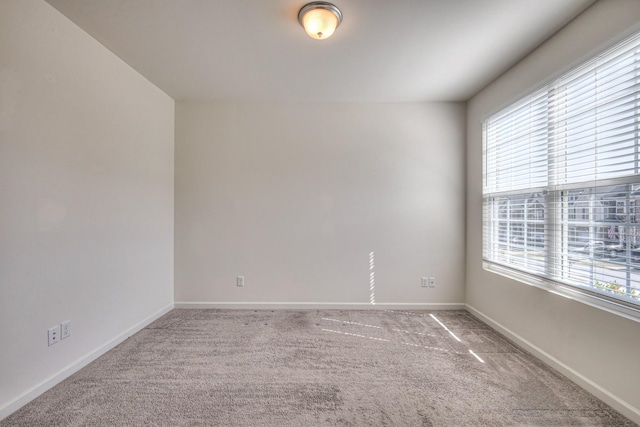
237,276,244,287
61,320,71,339
429,277,436,288
421,277,429,287
48,325,60,346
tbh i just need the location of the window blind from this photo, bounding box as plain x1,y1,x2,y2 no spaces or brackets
483,31,640,311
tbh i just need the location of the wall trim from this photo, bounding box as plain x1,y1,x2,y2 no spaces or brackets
465,304,640,425
174,301,466,310
0,303,174,421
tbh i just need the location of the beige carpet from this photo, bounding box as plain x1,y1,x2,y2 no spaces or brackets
2,310,635,426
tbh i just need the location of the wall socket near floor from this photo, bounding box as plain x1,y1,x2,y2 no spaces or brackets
48,320,71,346
61,320,71,339
48,325,60,346
421,277,436,288
237,276,244,287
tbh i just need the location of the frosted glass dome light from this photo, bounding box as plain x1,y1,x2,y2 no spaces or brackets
298,2,343,40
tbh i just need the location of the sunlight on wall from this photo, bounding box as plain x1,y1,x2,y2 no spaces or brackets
369,251,375,305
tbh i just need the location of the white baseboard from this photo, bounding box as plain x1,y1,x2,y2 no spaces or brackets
0,303,174,421
174,301,466,310
465,304,640,425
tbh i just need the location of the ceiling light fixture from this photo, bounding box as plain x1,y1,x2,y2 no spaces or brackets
298,2,343,40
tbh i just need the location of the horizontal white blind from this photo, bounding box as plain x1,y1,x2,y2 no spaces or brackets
549,39,640,185
483,31,640,310
484,88,549,193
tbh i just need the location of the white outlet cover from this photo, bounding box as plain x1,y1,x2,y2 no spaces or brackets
61,320,71,339
48,325,60,346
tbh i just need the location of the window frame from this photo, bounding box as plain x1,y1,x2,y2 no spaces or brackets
482,31,640,323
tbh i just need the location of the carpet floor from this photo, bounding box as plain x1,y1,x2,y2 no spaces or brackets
1,309,635,426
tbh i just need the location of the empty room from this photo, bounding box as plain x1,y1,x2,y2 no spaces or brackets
1,0,640,425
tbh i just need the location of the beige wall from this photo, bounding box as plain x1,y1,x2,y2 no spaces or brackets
0,0,174,417
466,0,640,422
5,0,639,422
175,101,466,307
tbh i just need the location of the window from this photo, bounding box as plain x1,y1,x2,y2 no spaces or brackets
483,31,640,319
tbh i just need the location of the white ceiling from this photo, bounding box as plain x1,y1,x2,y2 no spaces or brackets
45,0,596,102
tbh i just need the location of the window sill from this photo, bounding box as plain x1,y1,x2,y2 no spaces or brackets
483,261,640,323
